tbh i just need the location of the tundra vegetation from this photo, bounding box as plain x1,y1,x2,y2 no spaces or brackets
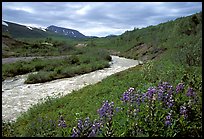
2,12,202,137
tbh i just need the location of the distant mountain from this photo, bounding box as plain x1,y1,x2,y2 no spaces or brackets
2,20,51,38
104,34,118,38
46,25,88,39
87,36,99,38
2,21,91,39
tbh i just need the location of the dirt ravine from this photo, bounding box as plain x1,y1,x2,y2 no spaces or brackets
2,55,142,122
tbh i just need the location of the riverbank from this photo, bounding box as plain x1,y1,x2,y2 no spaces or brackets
2,55,141,122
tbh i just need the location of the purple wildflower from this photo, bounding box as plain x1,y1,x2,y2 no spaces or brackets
166,94,174,108
115,107,121,113
158,82,174,94
165,113,171,126
88,121,101,137
180,106,188,118
141,93,147,102
71,127,79,137
186,87,196,97
97,100,114,119
58,115,67,128
146,87,157,100
128,87,135,93
176,83,185,93
84,117,91,128
71,118,101,137
157,89,164,100
121,87,135,102
77,119,83,130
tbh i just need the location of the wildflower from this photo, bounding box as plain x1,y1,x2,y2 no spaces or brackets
136,95,141,105
71,119,101,137
166,94,174,108
146,87,157,100
84,117,91,128
176,83,185,93
58,115,67,128
71,127,79,137
128,87,135,93
97,100,114,119
88,122,101,137
141,93,146,102
158,82,174,94
77,119,83,130
186,87,196,97
121,87,135,103
165,113,171,126
115,107,121,113
157,89,164,100
180,106,188,118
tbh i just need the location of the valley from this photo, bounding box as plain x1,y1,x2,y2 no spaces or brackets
2,10,202,137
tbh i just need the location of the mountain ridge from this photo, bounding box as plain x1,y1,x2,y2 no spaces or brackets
2,20,98,39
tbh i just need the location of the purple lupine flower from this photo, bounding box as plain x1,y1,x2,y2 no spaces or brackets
157,89,164,100
71,127,79,137
136,96,141,105
141,93,147,102
167,85,174,95
180,106,188,118
165,113,171,126
84,117,91,128
146,87,157,100
128,87,135,93
77,119,83,130
166,94,174,108
176,83,185,93
186,87,196,97
97,100,114,119
115,107,121,113
58,115,67,128
158,82,173,94
72,118,101,137
88,122,101,137
121,87,135,103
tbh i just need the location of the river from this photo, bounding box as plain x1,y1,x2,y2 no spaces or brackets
2,55,142,122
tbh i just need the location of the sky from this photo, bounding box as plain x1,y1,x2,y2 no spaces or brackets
2,2,202,37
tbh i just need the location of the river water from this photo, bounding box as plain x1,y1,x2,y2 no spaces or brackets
2,55,142,122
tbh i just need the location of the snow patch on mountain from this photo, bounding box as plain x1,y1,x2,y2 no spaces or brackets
26,26,33,30
38,27,46,32
2,21,8,26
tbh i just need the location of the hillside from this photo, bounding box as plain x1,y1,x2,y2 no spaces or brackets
85,12,202,63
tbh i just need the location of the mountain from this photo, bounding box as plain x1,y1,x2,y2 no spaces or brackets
2,21,51,38
2,21,89,39
104,34,118,38
46,25,87,39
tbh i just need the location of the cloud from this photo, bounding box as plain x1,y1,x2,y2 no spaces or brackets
2,2,202,37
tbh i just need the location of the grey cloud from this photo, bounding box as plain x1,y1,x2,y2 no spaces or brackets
2,2,202,37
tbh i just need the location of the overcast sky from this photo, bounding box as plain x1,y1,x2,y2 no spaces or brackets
2,2,202,37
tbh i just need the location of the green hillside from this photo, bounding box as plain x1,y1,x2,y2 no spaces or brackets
85,12,202,63
2,12,202,137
